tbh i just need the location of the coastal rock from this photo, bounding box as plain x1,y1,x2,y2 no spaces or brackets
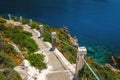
60,25,70,34
69,36,79,48
60,26,79,47
111,56,120,70
105,64,120,72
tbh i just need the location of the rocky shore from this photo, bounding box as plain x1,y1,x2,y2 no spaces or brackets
111,56,120,70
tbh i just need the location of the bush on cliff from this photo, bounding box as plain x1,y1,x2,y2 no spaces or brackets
27,54,47,70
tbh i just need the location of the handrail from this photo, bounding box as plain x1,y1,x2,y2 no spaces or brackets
81,56,100,80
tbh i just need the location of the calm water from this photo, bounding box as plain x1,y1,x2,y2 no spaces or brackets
0,0,120,64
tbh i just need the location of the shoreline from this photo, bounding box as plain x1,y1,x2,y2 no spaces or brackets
60,26,113,65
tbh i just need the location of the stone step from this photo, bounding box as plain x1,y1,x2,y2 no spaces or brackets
47,70,73,80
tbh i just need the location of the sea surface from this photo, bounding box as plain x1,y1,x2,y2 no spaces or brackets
0,0,120,64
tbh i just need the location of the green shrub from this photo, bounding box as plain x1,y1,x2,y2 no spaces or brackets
0,52,15,68
31,22,39,29
43,32,51,42
27,54,47,70
3,43,16,54
2,68,22,80
0,23,7,31
22,19,30,24
12,17,20,22
78,57,118,80
10,32,38,53
23,31,32,37
0,72,6,80
23,37,38,52
14,26,23,32
0,20,38,53
0,17,6,23
59,43,77,63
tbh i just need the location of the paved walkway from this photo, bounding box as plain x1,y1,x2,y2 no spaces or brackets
23,25,73,80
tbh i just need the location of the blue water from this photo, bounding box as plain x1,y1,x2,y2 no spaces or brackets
0,0,120,64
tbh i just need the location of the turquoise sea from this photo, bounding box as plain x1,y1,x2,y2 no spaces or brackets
0,0,120,64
